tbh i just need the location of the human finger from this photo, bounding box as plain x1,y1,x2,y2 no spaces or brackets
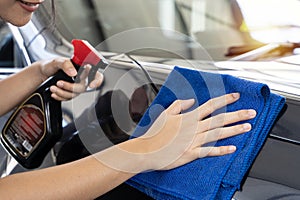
76,65,104,89
50,85,79,101
166,99,195,115
199,109,256,132
88,71,104,88
197,145,237,158
50,92,68,101
193,123,251,147
56,78,87,94
59,59,77,77
195,93,240,120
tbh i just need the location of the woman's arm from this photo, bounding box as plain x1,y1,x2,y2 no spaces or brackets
0,154,135,200
0,93,256,200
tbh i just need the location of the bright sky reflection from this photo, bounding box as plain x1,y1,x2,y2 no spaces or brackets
237,0,300,43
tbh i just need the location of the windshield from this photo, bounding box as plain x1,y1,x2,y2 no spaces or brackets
48,0,299,61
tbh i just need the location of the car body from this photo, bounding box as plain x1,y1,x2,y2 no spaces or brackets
1,0,300,199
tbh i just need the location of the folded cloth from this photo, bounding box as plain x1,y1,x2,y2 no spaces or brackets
126,66,286,200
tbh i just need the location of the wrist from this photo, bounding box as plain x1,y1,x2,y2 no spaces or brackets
35,59,63,82
93,138,151,174
32,61,49,82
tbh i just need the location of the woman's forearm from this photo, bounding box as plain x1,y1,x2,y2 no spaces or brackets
0,151,137,199
0,62,44,116
0,139,145,200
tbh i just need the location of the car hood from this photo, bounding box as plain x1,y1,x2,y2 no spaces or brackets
215,56,300,97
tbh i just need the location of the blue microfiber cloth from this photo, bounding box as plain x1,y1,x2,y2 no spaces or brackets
126,66,285,200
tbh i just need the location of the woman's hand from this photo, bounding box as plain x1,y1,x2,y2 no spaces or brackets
38,58,104,101
121,93,256,172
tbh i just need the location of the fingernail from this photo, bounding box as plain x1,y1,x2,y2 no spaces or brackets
187,98,195,103
50,86,56,92
57,81,64,87
68,68,77,76
181,99,195,108
248,109,256,118
242,123,251,131
232,93,240,99
228,146,236,153
89,82,95,88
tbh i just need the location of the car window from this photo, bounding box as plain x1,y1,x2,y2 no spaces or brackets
0,21,14,68
51,0,257,61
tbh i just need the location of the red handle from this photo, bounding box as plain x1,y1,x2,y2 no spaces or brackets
71,39,102,66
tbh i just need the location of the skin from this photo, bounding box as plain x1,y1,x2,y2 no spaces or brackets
0,0,43,26
0,0,257,199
